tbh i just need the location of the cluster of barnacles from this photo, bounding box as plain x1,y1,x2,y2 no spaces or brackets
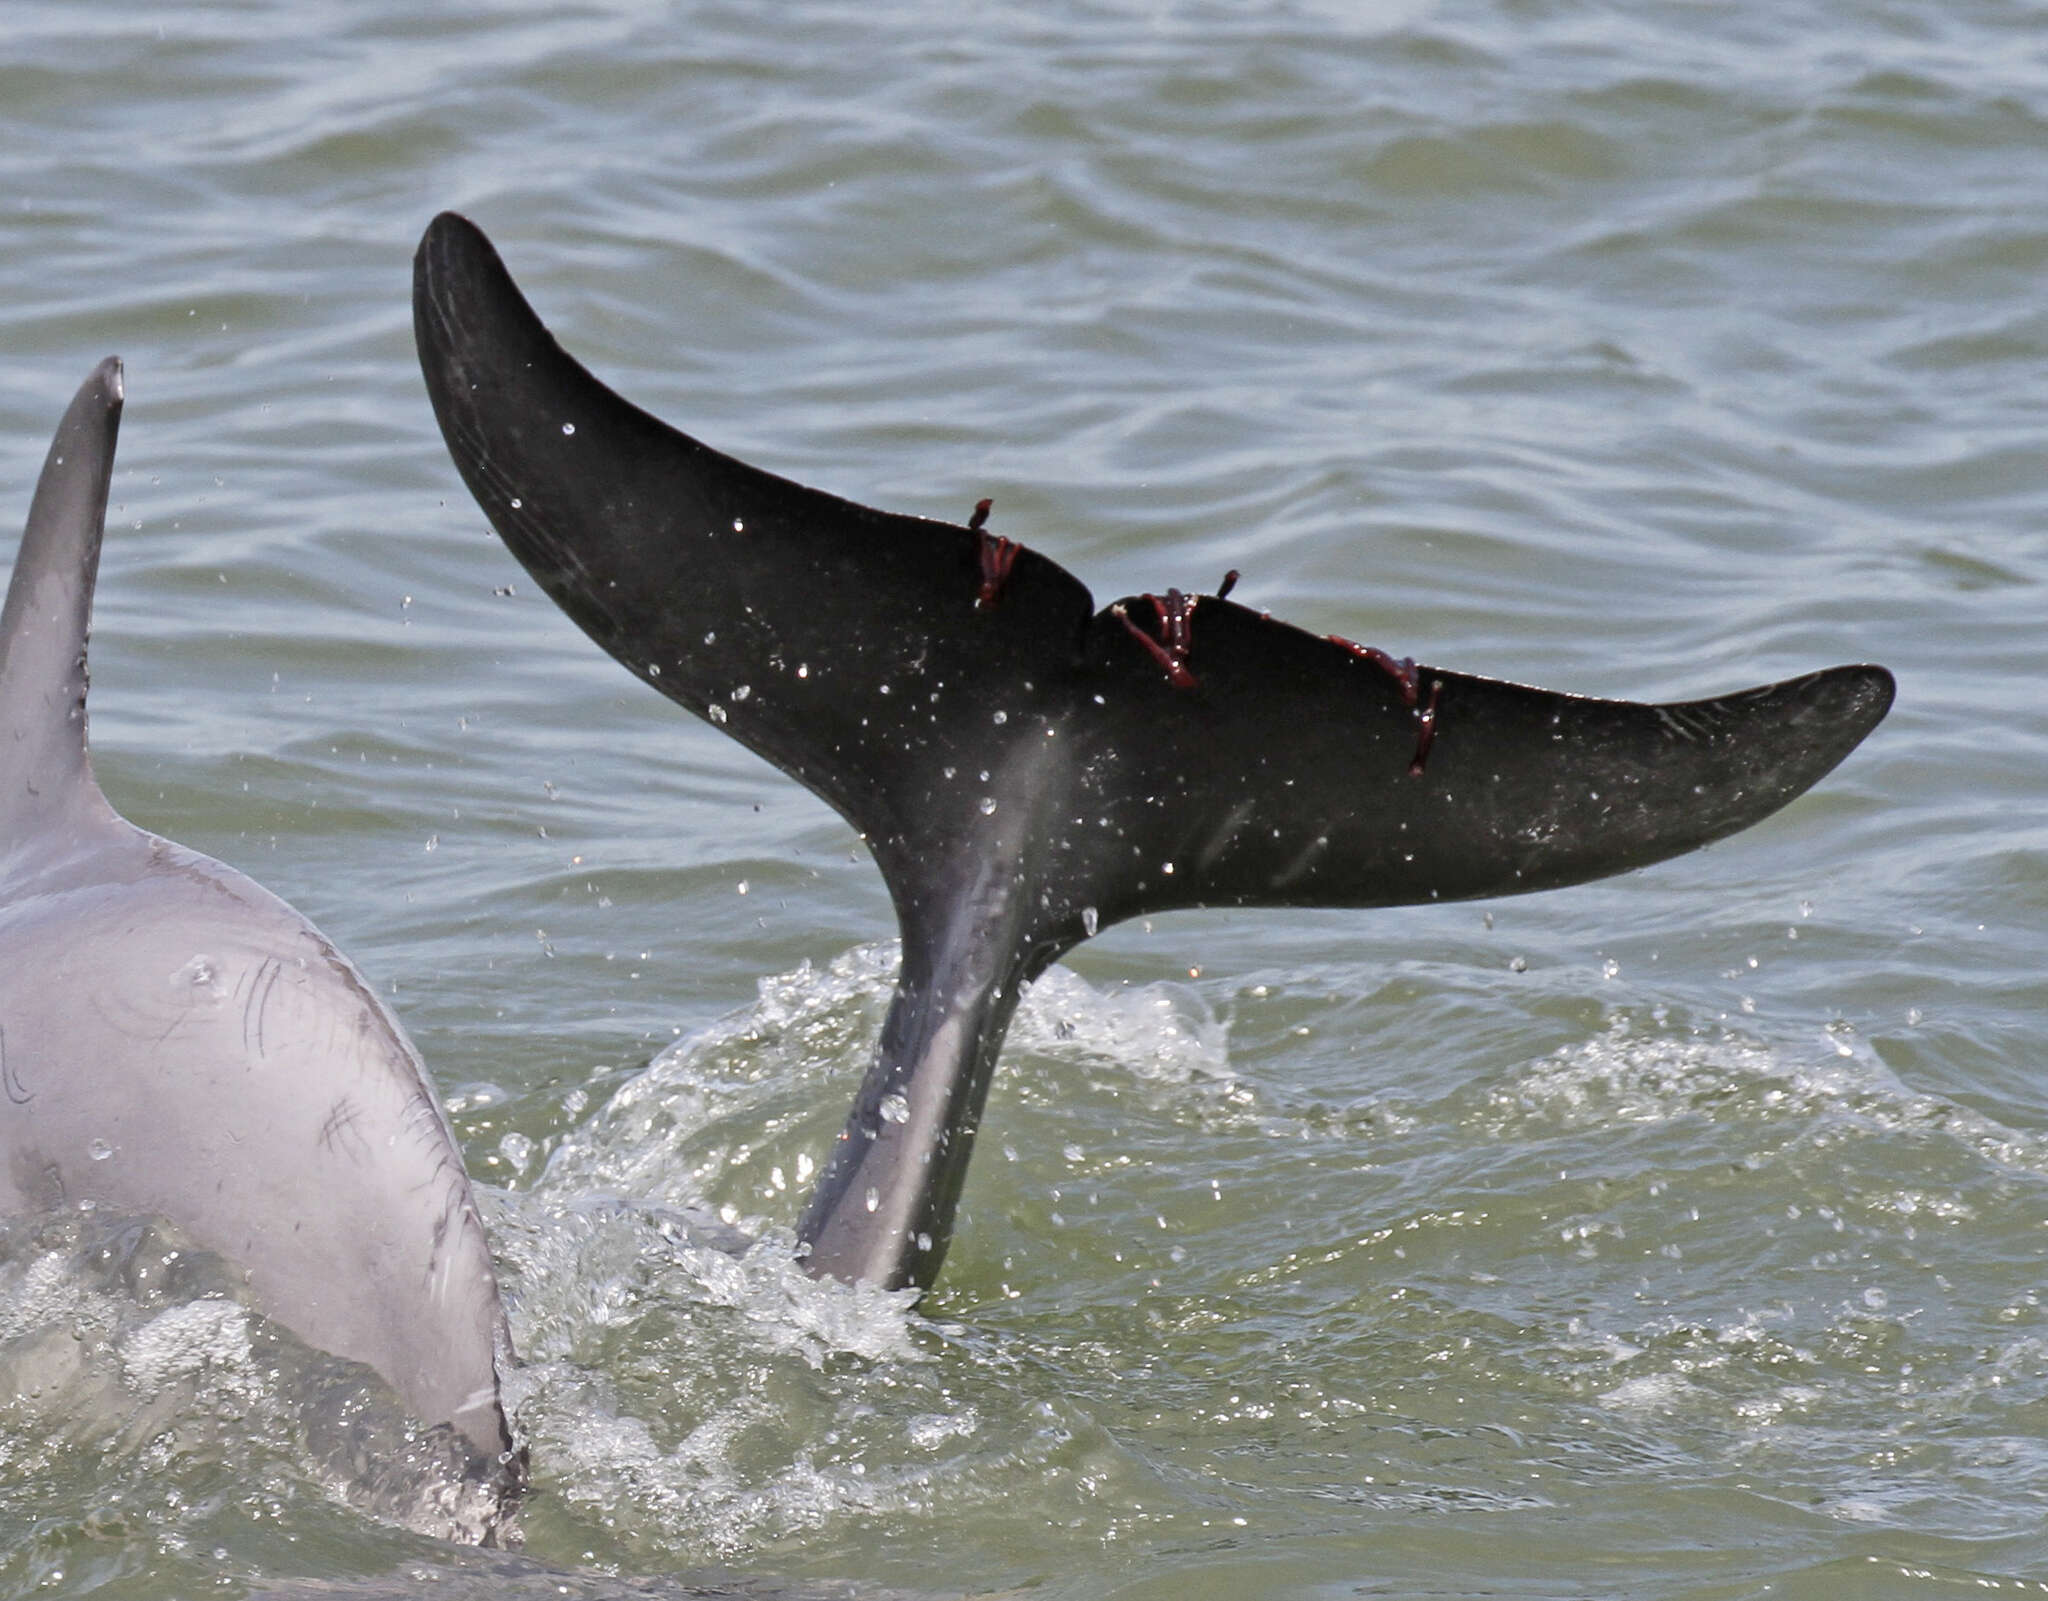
968,499,1439,774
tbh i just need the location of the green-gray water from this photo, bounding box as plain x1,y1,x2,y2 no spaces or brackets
0,2,2039,1596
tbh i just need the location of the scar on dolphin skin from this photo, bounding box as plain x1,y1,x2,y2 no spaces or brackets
0,1024,28,1104
239,955,285,1060
318,1095,371,1164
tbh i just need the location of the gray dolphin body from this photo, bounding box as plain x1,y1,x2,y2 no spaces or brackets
0,361,515,1490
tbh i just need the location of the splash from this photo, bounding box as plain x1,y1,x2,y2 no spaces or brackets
0,1212,517,1545
1007,965,1230,1086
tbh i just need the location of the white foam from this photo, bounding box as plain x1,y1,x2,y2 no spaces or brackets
118,1299,253,1393
1598,1372,1696,1411
1009,965,1231,1086
1490,1016,2048,1182
539,943,898,1207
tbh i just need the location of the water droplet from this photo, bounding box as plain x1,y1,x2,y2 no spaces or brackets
916,1232,933,1252
1602,958,1620,980
864,1186,880,1213
424,834,439,853
732,519,745,533
647,662,662,677
796,663,809,678
88,1138,113,1162
732,685,751,701
708,704,728,724
1509,956,1528,973
992,710,1007,725
943,766,956,780
978,796,997,815
1162,861,1175,875
1863,1286,1888,1310
796,1153,815,1183
704,631,717,645
880,1092,910,1124
509,498,522,509
561,422,576,436
1081,906,1099,936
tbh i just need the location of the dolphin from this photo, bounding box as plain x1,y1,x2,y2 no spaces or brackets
412,211,1894,1297
0,359,517,1513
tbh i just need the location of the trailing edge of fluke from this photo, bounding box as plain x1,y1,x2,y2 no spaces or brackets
412,210,1894,1297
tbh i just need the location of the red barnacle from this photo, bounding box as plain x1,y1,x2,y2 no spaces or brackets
1408,677,1443,776
1116,588,1202,689
1330,634,1441,775
973,500,1019,610
1328,635,1420,706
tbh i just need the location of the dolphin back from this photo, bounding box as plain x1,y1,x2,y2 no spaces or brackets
0,361,518,1526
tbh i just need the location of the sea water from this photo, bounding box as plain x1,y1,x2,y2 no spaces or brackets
1,1,2043,1595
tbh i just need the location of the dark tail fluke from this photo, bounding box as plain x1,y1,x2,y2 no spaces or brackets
413,213,1894,1293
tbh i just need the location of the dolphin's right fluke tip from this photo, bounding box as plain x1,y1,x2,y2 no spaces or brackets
1797,662,1895,774
1820,662,1894,724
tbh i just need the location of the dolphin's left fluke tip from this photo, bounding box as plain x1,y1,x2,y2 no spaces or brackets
416,212,494,290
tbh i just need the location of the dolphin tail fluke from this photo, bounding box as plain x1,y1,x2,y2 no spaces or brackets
414,213,1893,1294
0,359,124,844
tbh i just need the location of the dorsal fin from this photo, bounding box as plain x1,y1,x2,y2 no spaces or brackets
414,214,1894,1293
0,358,123,849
